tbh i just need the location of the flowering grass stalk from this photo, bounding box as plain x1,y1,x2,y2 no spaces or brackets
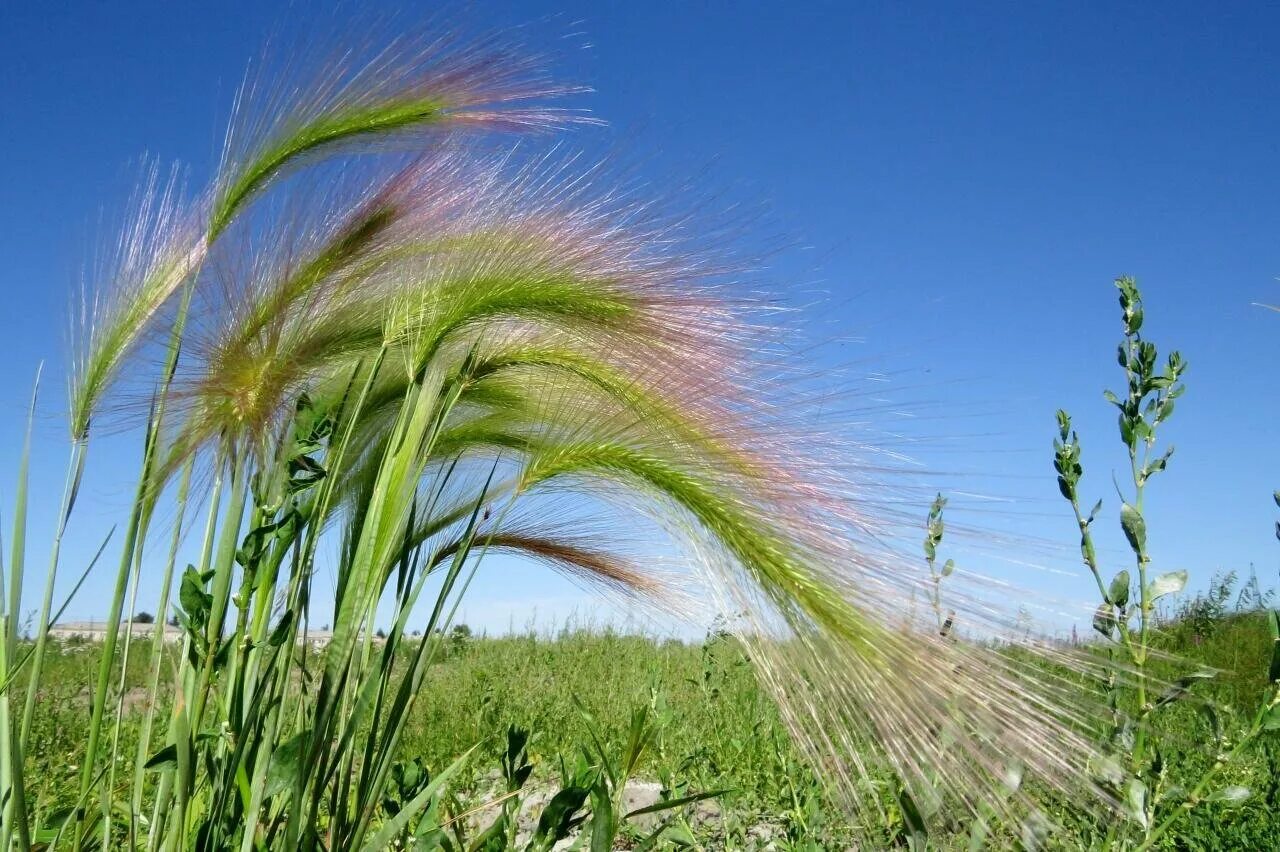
0,18,1128,850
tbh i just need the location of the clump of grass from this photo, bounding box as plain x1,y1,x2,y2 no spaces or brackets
0,16,1147,852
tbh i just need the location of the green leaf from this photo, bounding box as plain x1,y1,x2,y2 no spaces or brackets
31,807,77,844
1139,340,1157,372
1127,307,1144,334
212,635,234,669
1155,669,1215,708
1210,786,1251,806
941,559,955,577
1120,503,1146,554
1119,415,1135,448
589,777,614,852
360,744,478,852
633,816,691,852
896,788,928,845
621,705,656,780
143,744,178,771
1055,409,1071,441
1144,446,1174,476
265,732,308,798
287,454,327,492
269,610,294,647
501,725,533,792
527,786,590,851
1147,570,1187,602
1092,603,1115,638
1125,779,1148,829
624,788,729,819
1131,419,1153,445
1199,703,1223,744
1057,475,1074,502
1108,570,1130,607
237,518,282,565
1261,703,1280,732
179,566,212,630
293,392,334,448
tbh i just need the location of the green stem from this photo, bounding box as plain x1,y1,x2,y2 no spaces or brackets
19,440,86,747
191,449,249,731
77,422,162,845
131,455,195,834
1130,389,1151,775
1135,687,1280,852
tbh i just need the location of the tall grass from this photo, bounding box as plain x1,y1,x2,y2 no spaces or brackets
0,18,1140,851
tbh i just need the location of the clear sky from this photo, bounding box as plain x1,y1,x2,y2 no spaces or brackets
1,1,1277,637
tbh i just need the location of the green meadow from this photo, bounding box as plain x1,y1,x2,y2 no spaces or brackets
16,604,1280,849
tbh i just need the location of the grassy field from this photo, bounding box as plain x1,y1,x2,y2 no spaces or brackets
21,609,1279,849
3,14,1278,850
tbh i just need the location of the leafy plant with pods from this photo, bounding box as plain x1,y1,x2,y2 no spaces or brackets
1052,277,1280,849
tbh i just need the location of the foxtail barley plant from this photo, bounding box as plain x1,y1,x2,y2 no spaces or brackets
0,18,1129,850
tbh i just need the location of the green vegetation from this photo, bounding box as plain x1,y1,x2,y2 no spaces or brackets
1051,278,1280,850
11,604,1279,849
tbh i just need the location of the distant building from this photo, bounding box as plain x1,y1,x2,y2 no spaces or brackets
47,620,334,647
49,620,183,643
298,629,335,648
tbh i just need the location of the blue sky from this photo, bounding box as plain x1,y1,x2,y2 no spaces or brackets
1,1,1277,636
